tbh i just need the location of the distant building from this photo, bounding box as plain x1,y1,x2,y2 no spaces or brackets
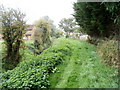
24,25,34,40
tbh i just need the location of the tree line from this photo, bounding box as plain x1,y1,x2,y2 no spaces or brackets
73,1,120,38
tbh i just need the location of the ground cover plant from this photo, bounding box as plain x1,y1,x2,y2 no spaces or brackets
0,38,72,89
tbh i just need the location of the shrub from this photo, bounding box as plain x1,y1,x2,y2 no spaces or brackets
65,34,70,38
97,39,118,67
73,2,120,37
88,37,102,45
33,19,51,54
54,30,63,38
0,39,72,89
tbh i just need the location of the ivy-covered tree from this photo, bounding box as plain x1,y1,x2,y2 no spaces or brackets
41,16,57,37
33,19,51,54
0,6,26,70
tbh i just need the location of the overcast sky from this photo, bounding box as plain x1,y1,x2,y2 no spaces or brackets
0,0,77,27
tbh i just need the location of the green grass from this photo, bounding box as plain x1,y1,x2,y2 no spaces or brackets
49,38,118,88
0,42,3,72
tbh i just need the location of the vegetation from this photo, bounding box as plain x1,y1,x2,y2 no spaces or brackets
97,38,118,68
0,38,118,88
59,17,77,37
73,2,120,38
49,38,118,88
41,16,58,38
0,1,119,89
0,38,72,88
73,1,119,74
0,6,26,70
33,19,51,54
0,42,3,72
103,2,120,25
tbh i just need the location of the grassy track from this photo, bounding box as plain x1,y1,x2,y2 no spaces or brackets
56,53,75,88
49,38,118,88
0,42,3,72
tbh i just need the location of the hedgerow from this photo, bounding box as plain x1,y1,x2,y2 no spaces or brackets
97,39,118,68
0,39,73,89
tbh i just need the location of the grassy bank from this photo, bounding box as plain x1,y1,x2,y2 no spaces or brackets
49,38,118,88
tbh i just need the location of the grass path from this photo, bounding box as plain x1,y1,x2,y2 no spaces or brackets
49,38,118,88
0,42,3,72
55,50,76,88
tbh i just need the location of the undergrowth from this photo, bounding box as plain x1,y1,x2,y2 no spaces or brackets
0,38,73,89
97,39,118,68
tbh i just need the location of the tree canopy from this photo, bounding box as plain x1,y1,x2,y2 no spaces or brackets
59,17,77,33
73,2,120,38
33,18,51,54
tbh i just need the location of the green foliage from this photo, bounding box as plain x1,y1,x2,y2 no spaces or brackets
0,38,74,89
0,38,118,88
65,34,69,38
87,37,102,45
59,17,77,33
103,2,120,24
49,39,118,88
25,40,41,55
41,16,58,37
103,2,120,37
75,27,84,33
33,19,51,54
0,6,26,70
73,2,119,37
97,38,118,68
53,30,64,38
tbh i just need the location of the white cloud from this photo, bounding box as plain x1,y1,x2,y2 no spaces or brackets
0,0,77,27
